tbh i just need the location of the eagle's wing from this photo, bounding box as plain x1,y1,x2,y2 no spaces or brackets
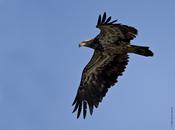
72,50,129,118
96,12,138,43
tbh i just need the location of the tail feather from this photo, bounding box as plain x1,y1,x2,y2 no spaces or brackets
129,45,154,57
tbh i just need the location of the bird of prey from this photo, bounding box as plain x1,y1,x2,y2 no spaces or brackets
72,12,153,119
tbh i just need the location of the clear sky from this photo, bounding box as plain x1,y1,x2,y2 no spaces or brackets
0,0,175,130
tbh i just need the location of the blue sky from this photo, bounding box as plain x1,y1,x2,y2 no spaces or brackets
0,0,175,130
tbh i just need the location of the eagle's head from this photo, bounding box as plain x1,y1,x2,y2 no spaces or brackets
79,38,96,49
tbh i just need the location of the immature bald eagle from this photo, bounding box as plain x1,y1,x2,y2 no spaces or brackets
72,12,153,119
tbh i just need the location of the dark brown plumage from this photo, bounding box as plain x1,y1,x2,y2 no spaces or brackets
72,12,153,119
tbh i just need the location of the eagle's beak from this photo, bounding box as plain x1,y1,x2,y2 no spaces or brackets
79,38,95,48
79,42,87,47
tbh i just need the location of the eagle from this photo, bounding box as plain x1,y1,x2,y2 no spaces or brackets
72,12,153,119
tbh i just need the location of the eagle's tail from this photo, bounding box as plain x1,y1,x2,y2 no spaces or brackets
129,45,154,57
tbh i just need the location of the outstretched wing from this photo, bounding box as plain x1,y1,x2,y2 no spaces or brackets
72,50,129,118
96,12,138,44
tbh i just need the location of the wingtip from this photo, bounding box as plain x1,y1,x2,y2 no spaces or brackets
83,101,87,119
72,102,77,112
89,106,94,115
102,12,107,23
103,12,106,17
77,114,80,119
109,19,118,24
97,14,101,27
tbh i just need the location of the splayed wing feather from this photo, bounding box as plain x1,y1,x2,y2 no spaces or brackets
105,16,111,24
83,101,87,119
97,15,101,27
72,99,78,112
77,101,82,118
109,20,118,24
101,12,106,23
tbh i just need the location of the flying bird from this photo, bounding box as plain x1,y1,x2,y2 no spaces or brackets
72,12,153,119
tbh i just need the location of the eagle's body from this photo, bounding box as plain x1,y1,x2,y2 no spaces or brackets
72,12,153,119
